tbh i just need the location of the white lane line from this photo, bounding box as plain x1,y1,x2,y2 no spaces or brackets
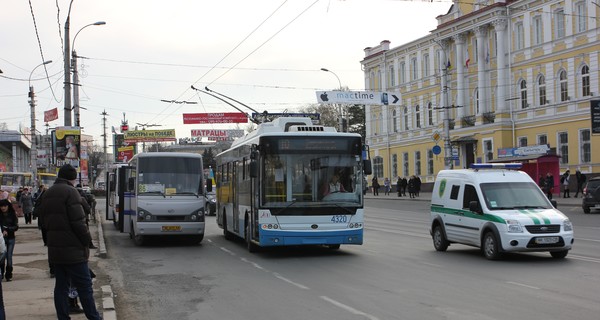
568,254,600,263
220,247,235,256
576,237,600,243
506,281,540,290
273,273,309,290
320,296,381,320
240,257,266,271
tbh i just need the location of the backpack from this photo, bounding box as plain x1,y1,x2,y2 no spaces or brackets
560,176,565,184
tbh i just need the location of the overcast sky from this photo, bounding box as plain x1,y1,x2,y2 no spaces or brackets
1,0,451,144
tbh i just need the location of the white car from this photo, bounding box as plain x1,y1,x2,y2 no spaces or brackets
429,163,574,260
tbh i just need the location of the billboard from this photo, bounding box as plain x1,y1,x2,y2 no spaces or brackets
315,90,401,105
190,129,244,139
53,126,81,170
113,134,137,163
44,108,59,122
124,129,176,143
592,100,600,134
183,112,248,124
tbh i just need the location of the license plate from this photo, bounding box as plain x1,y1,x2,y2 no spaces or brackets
161,226,181,232
535,237,559,244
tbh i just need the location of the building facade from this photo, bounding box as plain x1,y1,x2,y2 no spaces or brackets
361,0,599,189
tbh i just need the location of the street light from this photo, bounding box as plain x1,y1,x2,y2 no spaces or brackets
321,68,344,132
72,21,106,127
29,60,53,185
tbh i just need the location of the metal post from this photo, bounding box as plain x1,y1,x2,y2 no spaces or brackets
72,50,80,127
320,68,344,132
64,17,72,126
442,68,452,169
29,60,52,186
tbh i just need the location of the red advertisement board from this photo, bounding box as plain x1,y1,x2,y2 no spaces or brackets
183,113,247,124
44,108,59,122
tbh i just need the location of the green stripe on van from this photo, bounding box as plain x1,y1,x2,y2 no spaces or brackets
526,209,551,224
431,205,505,223
518,209,541,225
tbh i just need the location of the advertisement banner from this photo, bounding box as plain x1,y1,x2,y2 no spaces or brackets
183,113,248,124
190,129,244,138
591,100,600,134
124,129,176,143
250,112,320,122
44,108,59,122
113,134,137,162
53,126,81,170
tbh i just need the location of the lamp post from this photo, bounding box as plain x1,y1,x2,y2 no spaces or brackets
29,60,53,185
320,68,344,132
72,21,106,127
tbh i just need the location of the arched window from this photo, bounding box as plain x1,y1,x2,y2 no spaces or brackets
520,79,528,109
559,70,568,101
415,105,421,128
538,75,547,105
581,65,590,97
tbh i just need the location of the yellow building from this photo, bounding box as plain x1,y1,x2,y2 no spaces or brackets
361,0,599,189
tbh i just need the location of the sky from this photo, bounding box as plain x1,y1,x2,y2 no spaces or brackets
1,0,452,145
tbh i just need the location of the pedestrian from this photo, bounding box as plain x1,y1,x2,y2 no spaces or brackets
545,172,554,200
0,199,18,282
561,170,570,198
372,177,380,196
408,176,417,199
36,164,101,320
400,177,408,196
383,177,391,196
19,187,34,224
33,185,48,246
362,177,368,195
415,176,422,197
396,177,402,197
574,169,586,198
0,232,6,320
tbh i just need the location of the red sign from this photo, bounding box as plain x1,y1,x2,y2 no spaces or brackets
44,108,59,122
183,113,247,124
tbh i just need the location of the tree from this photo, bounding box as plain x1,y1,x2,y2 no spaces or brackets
87,144,104,187
202,148,216,169
346,104,366,140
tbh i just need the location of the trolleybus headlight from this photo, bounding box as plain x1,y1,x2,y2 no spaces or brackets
191,214,197,221
145,214,152,221
349,223,354,228
273,224,278,229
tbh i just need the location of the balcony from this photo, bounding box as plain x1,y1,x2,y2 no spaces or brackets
483,112,495,124
461,115,476,127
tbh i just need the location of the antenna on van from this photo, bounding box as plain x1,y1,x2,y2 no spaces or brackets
190,85,262,124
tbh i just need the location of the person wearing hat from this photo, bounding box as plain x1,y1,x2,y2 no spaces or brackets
0,198,18,282
36,164,101,320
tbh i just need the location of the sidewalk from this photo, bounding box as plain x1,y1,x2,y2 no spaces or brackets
3,215,116,320
364,191,583,208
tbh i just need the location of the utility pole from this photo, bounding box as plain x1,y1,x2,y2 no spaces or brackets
72,51,80,127
28,86,37,184
442,66,452,169
101,110,108,184
64,16,72,126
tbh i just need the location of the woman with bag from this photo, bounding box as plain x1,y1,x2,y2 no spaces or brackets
0,199,18,282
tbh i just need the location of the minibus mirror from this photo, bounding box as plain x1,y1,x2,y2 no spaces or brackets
363,160,372,175
250,160,258,178
128,177,135,191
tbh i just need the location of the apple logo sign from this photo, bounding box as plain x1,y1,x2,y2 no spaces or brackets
320,92,329,102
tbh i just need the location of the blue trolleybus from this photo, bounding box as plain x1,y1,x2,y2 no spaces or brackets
215,117,372,252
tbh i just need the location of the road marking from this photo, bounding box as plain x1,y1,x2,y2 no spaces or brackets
240,257,266,271
568,254,600,263
273,273,309,290
320,296,381,320
220,247,235,256
506,281,540,290
576,237,600,243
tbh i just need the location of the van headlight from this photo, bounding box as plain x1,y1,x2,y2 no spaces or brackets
506,219,523,233
563,219,573,231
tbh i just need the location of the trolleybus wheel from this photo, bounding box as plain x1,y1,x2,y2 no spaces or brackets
246,221,260,253
132,224,145,246
223,212,234,241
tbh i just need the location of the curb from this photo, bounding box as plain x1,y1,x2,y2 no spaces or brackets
95,211,117,320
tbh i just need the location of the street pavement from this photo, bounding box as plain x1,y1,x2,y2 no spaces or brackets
3,213,116,320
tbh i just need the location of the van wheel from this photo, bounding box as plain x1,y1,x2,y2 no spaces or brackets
550,250,568,259
132,225,145,246
482,232,501,260
432,225,449,251
223,213,234,240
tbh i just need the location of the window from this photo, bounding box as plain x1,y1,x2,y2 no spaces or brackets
392,109,398,132
392,154,398,178
474,88,480,114
575,2,587,33
559,70,568,102
369,72,375,90
411,57,418,80
538,134,547,146
400,62,406,84
403,152,409,177
389,66,395,87
555,9,565,39
377,70,382,90
580,129,591,163
518,137,528,147
463,185,479,209
558,132,568,164
538,75,547,105
520,80,528,109
373,156,384,179
581,65,590,97
423,53,430,77
483,139,493,162
473,38,478,63
428,102,433,126
515,22,524,50
415,105,421,128
404,107,409,131
414,151,421,176
427,149,434,175
533,16,543,45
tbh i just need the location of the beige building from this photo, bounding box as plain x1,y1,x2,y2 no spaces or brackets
361,0,599,189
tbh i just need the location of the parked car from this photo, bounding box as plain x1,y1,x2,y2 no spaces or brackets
205,190,216,216
582,176,600,214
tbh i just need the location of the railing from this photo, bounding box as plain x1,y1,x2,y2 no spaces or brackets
483,112,495,124
461,115,476,127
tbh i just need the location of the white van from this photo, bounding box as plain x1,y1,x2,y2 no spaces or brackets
429,163,574,260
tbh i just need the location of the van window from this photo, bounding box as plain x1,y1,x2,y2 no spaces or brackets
463,185,479,209
450,185,460,200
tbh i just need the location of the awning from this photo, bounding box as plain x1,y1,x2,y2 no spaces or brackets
489,154,560,163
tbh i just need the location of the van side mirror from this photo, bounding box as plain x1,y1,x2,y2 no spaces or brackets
206,179,213,192
551,199,558,208
469,200,482,214
250,161,258,178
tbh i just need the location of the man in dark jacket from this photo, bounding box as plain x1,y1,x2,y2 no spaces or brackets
37,164,101,320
